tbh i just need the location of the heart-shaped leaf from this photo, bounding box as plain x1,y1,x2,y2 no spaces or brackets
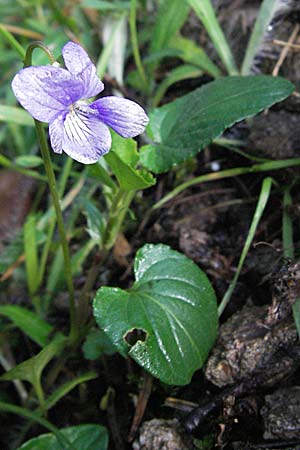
141,75,294,173
17,424,108,450
93,244,218,385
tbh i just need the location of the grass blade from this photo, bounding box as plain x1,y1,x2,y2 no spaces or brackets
241,0,281,75
218,177,273,316
24,214,39,298
282,187,294,260
186,0,238,75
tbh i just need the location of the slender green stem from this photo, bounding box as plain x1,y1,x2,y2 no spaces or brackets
23,42,77,341
218,177,273,317
103,188,135,251
24,41,55,67
282,187,294,260
152,158,300,210
34,121,77,342
38,158,73,297
34,375,46,415
129,0,148,91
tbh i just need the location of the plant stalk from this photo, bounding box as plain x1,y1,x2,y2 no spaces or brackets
34,120,78,343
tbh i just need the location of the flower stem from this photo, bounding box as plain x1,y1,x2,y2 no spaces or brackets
103,188,135,251
34,120,78,343
38,158,73,304
24,41,55,67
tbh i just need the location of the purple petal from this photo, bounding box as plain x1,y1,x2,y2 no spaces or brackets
62,41,104,99
90,96,149,138
11,66,83,123
49,106,111,164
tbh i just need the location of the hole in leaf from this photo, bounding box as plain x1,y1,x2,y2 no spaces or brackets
124,328,147,347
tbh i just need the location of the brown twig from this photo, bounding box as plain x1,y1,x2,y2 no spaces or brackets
128,371,153,442
272,24,300,77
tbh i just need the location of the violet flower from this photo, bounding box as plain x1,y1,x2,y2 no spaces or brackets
11,41,149,164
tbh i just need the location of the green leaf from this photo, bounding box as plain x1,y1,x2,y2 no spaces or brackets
15,155,43,168
93,244,218,385
153,65,203,107
0,334,66,384
168,35,221,78
44,372,98,412
82,329,117,360
0,105,34,126
141,75,295,173
71,240,97,276
104,133,155,191
0,231,23,275
150,0,190,55
24,214,39,296
17,424,108,450
88,161,117,192
0,305,53,347
82,199,105,242
0,401,75,450
111,131,139,166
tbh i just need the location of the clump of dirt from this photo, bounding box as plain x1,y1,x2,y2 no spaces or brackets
261,386,300,441
248,110,300,159
133,419,194,450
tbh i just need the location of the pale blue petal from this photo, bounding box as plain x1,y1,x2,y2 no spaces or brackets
49,106,111,164
49,114,65,154
90,96,149,138
11,66,83,123
62,41,104,99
